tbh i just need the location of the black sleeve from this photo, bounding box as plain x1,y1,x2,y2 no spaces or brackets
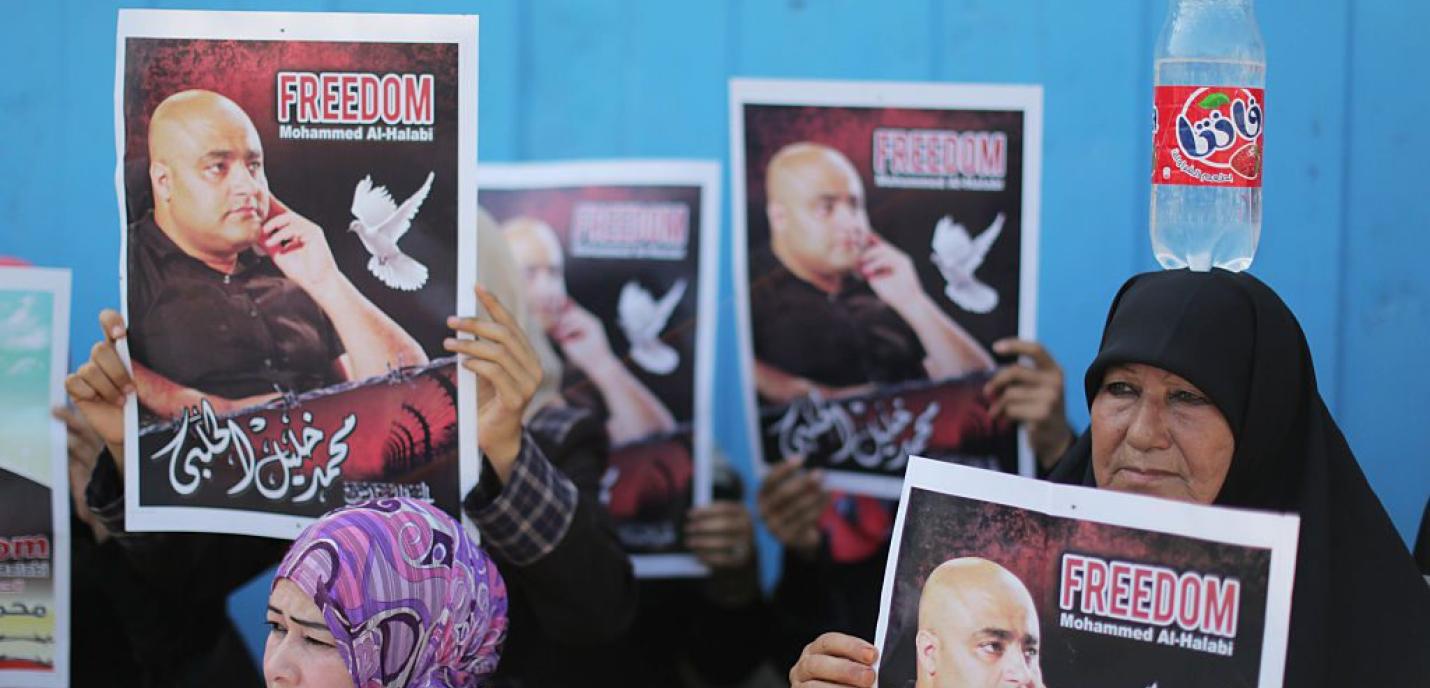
84,446,288,602
768,534,889,672
683,574,772,684
686,468,772,681
1416,496,1430,575
469,412,639,645
768,538,832,671
320,306,345,360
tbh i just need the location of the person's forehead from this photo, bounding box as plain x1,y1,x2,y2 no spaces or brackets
1107,362,1201,390
270,578,323,619
170,109,263,159
506,224,563,266
787,154,862,199
943,583,1038,636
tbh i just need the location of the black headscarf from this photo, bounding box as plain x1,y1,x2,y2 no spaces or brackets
1049,269,1430,686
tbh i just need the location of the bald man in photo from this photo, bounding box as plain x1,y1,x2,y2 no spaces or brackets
749,142,993,407
914,558,1045,688
502,216,676,446
127,89,426,421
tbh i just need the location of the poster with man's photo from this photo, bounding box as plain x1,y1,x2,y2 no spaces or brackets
115,10,478,538
0,267,70,687
874,457,1300,688
479,161,718,577
731,79,1042,498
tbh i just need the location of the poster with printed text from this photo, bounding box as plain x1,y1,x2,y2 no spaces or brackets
731,79,1042,498
874,457,1300,688
0,267,71,688
116,10,479,538
479,161,719,577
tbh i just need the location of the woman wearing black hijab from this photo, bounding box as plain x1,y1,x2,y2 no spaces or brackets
787,269,1430,687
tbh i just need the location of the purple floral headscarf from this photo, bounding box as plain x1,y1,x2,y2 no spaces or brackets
275,498,507,687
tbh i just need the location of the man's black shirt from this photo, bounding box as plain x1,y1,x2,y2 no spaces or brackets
748,246,926,399
127,214,343,412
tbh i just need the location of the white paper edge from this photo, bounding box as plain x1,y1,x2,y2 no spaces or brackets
480,159,721,578
729,78,1045,489
1016,86,1044,478
115,10,481,537
728,80,764,489
0,266,71,688
873,456,1301,686
458,16,481,531
127,506,316,541
823,471,906,500
633,553,709,579
116,9,477,43
871,459,920,679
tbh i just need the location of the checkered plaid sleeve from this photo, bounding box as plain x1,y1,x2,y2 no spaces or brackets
466,431,579,566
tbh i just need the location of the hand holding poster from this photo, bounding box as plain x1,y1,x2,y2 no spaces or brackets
479,161,719,577
731,79,1042,497
115,10,478,538
0,267,70,687
874,457,1299,687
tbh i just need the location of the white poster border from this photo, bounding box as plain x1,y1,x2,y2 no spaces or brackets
729,77,1044,500
114,9,480,539
872,456,1301,687
0,266,72,688
480,160,722,578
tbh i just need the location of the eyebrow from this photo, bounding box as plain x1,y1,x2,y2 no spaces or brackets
976,628,1015,641
973,628,1040,648
266,605,330,633
200,150,261,163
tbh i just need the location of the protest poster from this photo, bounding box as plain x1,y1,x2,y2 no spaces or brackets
0,267,71,687
874,456,1300,687
115,10,478,538
479,161,719,577
731,78,1042,498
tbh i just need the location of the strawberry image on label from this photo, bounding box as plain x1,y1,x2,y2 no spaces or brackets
1228,143,1261,180
1152,86,1264,188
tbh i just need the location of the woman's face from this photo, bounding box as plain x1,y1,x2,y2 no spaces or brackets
263,578,353,688
1091,363,1234,504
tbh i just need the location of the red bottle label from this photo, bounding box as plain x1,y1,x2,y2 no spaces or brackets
1152,86,1264,188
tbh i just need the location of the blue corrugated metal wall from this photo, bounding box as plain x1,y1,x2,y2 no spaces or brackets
3,0,1425,668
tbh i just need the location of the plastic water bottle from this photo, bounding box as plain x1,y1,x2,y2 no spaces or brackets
1150,0,1265,272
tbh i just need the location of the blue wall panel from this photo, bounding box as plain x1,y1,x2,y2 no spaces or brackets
733,1,933,80
1251,0,1350,413
2,0,1425,673
1340,0,1430,546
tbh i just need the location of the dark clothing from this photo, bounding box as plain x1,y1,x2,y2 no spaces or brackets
623,463,771,687
127,213,343,408
768,494,896,673
628,577,768,687
70,514,143,687
748,247,925,394
81,451,282,687
1416,498,1429,575
1050,269,1430,686
464,405,639,687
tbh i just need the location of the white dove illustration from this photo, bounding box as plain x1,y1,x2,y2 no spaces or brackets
348,171,435,291
929,212,1005,314
618,278,687,375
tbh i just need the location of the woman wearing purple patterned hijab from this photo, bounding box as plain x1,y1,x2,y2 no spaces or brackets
264,497,508,687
